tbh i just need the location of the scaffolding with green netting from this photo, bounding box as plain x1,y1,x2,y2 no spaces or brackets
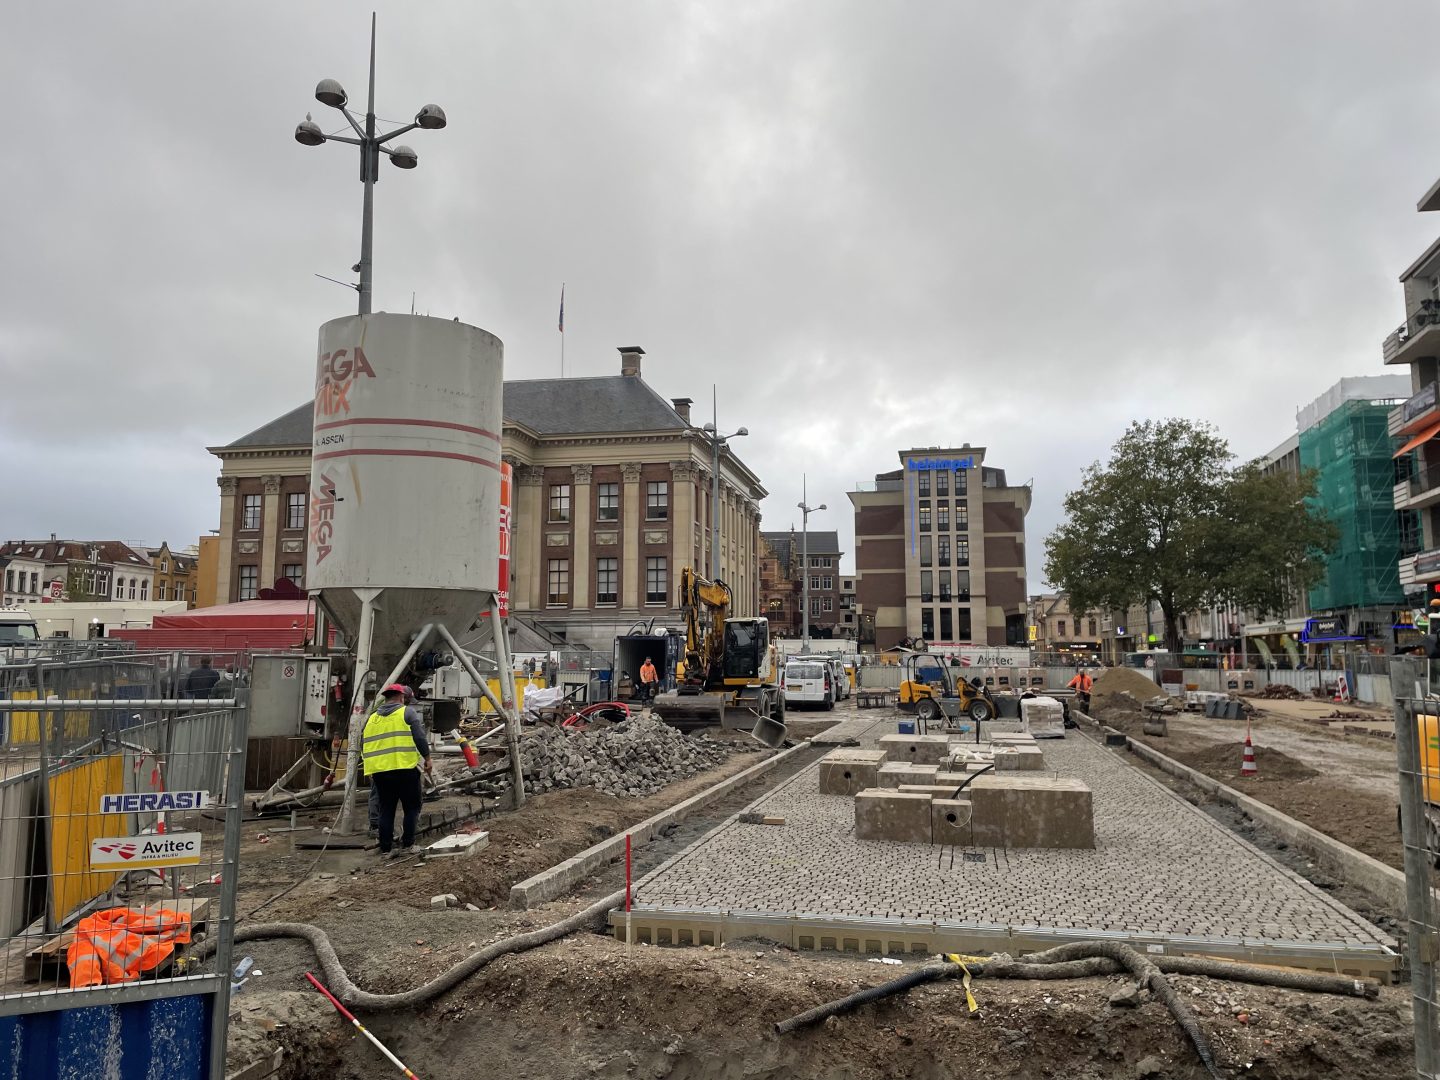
1297,398,1408,611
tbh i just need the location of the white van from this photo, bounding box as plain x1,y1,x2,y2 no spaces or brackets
782,660,834,710
795,654,849,702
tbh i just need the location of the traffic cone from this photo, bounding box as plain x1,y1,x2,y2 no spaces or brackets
1241,716,1257,778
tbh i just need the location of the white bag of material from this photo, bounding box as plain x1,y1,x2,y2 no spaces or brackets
521,685,567,721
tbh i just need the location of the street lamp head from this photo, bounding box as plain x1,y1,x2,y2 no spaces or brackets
315,79,348,108
702,423,717,435
819,503,827,511
390,145,418,169
735,427,748,437
416,103,448,130
294,114,326,147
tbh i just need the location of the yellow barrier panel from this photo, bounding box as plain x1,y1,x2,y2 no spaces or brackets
9,690,91,743
477,676,544,715
9,690,40,745
48,754,124,920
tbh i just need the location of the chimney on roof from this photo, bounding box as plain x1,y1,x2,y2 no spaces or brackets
619,346,645,378
671,397,692,424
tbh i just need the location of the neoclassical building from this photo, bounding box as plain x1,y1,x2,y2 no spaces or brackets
208,346,766,650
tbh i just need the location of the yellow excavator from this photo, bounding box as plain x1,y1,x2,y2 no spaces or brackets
651,567,787,747
896,650,995,728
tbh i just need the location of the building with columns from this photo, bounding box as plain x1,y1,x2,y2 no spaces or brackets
207,346,767,650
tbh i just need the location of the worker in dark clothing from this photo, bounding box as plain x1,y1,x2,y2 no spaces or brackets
363,684,432,857
183,657,222,699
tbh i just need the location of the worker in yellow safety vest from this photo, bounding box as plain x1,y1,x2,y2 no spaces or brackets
1067,669,1094,712
364,683,432,858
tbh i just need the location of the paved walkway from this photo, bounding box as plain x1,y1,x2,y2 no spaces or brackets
634,721,1393,952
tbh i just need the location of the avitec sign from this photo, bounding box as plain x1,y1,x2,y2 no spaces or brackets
90,832,203,870
907,455,974,471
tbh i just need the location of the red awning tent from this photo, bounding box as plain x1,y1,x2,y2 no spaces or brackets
109,600,329,655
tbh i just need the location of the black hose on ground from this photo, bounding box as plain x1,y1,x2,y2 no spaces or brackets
775,940,1382,1077
196,887,625,1011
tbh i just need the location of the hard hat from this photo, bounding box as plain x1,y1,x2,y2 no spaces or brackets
381,683,409,697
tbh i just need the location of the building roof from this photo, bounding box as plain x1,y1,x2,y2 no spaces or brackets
762,530,842,569
224,375,690,449
0,540,150,567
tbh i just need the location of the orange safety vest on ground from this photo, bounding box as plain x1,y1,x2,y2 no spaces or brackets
66,907,192,987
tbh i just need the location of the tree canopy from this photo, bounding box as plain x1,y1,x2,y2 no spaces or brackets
1042,419,1337,653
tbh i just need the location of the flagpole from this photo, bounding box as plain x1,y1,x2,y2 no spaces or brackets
559,283,566,378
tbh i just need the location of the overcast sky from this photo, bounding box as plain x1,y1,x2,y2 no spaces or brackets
5,2,1440,585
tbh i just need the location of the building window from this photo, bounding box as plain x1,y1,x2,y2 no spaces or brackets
920,571,933,603
919,503,931,530
956,538,969,566
921,607,934,638
238,566,258,601
2,571,10,593
139,580,148,601
938,536,950,567
546,559,570,605
822,597,833,612
28,572,37,594
160,560,169,574
646,482,669,520
156,582,166,601
595,558,618,604
241,494,262,530
645,557,668,604
936,471,949,496
955,468,968,494
1058,620,1067,638
811,598,820,615
918,472,931,497
955,503,968,532
283,564,304,587
549,485,571,523
940,608,953,641
810,575,821,589
955,570,970,601
287,492,307,529
823,575,832,590
597,483,619,522
919,535,932,567
1089,618,1097,637
939,571,951,601
956,608,972,640
937,503,949,530
128,579,136,600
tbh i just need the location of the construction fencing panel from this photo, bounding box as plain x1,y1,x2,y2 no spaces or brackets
0,683,246,1080
1390,660,1440,1079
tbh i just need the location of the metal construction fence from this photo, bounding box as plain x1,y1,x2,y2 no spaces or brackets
1390,659,1440,1080
0,657,246,1080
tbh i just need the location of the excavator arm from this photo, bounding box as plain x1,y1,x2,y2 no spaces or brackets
679,566,731,690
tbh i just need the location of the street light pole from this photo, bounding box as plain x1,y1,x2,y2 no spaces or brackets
702,422,747,582
294,13,447,316
798,474,826,651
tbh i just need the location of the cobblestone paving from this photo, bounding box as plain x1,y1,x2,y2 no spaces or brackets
636,722,1393,949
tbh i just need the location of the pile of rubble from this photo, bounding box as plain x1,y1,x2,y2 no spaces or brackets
1257,683,1304,700
515,714,730,797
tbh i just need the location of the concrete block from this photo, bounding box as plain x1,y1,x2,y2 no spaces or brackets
878,763,942,788
425,830,490,858
819,749,888,795
431,893,459,909
898,784,965,798
989,732,1037,745
993,745,1046,771
969,775,1094,849
854,790,933,844
877,734,954,765
931,799,973,846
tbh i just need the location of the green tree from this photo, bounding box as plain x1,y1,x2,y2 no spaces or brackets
64,566,102,603
1043,419,1336,653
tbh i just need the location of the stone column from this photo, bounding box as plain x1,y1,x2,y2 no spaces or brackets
621,462,642,609
670,461,698,581
514,465,544,612
215,477,238,603
570,464,592,609
260,474,282,590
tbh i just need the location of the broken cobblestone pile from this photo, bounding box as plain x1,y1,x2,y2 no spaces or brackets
516,715,729,796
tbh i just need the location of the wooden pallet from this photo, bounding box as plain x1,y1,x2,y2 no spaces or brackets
23,897,213,985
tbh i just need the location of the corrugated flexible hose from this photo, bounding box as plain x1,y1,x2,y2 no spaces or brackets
195,888,626,1012
776,939,1380,1079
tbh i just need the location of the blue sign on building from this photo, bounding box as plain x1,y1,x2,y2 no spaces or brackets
906,456,973,471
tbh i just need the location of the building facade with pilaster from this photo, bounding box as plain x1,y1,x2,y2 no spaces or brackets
208,346,767,650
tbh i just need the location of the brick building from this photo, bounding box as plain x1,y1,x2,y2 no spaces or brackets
208,347,767,649
848,446,1030,651
760,529,844,639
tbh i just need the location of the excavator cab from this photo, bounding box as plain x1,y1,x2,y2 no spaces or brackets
897,652,994,727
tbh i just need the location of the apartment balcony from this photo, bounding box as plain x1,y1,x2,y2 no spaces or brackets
1389,382,1440,437
1396,464,1440,511
1402,548,1440,587
1383,302,1440,366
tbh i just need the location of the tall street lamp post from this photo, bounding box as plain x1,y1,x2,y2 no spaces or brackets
701,423,747,581
798,476,826,650
294,14,447,315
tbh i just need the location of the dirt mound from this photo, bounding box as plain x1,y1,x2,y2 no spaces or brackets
1181,741,1320,782
1257,683,1305,700
1091,666,1165,705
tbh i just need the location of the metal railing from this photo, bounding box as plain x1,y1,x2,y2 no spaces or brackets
1384,303,1440,363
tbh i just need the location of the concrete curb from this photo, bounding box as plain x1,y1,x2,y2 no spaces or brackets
508,739,815,909
1116,727,1407,913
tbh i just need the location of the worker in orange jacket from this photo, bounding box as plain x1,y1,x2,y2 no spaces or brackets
1067,668,1094,712
67,907,192,987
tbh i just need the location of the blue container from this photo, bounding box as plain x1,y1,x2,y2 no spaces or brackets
896,719,916,735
